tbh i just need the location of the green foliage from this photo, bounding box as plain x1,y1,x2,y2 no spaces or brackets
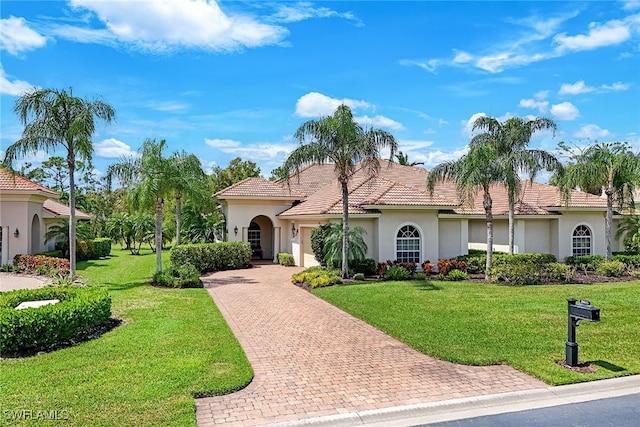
291,266,342,288
77,238,112,261
210,157,261,194
443,269,469,281
277,252,295,266
154,263,202,288
565,255,606,271
322,223,368,268
35,250,64,258
455,253,486,274
493,252,557,266
349,258,377,276
414,272,426,280
542,262,576,283
13,254,70,277
310,224,331,266
612,254,640,269
384,265,411,281
488,263,541,285
353,273,365,281
170,242,252,273
0,287,111,354
596,260,626,277
437,259,468,275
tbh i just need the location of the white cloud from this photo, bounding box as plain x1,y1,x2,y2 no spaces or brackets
573,124,612,139
65,0,288,52
146,101,189,112
602,81,630,91
550,102,580,120
475,52,546,73
462,112,486,137
452,50,473,64
0,16,47,55
295,92,371,117
420,146,469,169
519,98,549,113
356,115,405,131
559,80,595,95
214,141,297,162
623,1,640,11
205,138,242,149
399,58,439,73
270,3,361,25
554,19,632,51
94,138,137,158
0,65,35,96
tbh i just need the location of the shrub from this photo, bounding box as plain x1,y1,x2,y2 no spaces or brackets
35,250,64,258
353,273,365,281
455,254,485,274
421,261,433,275
278,253,295,266
377,262,388,277
400,262,417,275
154,263,202,288
445,269,468,281
170,242,252,273
437,259,467,275
310,224,331,266
542,262,576,283
384,265,411,281
612,254,640,270
565,255,606,271
153,271,175,287
0,287,111,354
414,272,426,280
596,260,626,277
292,266,342,289
488,263,540,285
13,255,70,277
493,253,557,266
77,238,112,261
349,258,377,276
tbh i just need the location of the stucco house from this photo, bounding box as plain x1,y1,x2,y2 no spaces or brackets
216,160,625,267
0,168,91,265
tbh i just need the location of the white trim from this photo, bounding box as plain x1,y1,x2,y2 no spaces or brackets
572,223,593,256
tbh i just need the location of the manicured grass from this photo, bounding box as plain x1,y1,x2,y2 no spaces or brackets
0,248,252,426
313,279,640,385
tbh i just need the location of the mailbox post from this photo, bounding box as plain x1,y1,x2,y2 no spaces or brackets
566,298,600,367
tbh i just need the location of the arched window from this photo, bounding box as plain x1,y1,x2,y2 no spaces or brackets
572,225,592,256
396,225,421,263
247,221,261,250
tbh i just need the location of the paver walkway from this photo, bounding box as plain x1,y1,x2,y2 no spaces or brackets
196,263,546,426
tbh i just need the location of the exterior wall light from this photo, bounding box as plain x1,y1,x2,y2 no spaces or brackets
291,223,298,238
234,226,238,235
14,228,20,238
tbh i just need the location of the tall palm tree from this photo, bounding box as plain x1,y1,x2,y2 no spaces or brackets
395,151,424,167
471,116,559,254
282,104,398,278
556,142,639,260
170,150,208,246
3,87,115,279
427,143,503,279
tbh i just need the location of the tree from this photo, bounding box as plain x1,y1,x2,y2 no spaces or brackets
269,165,288,181
2,87,115,279
282,104,398,278
170,150,209,245
427,143,503,279
555,142,639,260
615,215,640,254
471,116,559,254
321,223,368,268
210,157,261,194
395,151,424,167
44,220,92,258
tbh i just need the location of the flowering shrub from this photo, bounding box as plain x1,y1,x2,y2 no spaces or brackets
437,259,467,275
13,255,70,276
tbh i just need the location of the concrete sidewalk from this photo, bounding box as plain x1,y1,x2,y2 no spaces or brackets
196,263,546,426
0,272,49,292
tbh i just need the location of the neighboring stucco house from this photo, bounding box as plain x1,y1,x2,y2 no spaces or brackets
0,168,91,265
216,160,626,268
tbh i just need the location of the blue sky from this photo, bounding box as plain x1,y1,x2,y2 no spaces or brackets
1,0,639,183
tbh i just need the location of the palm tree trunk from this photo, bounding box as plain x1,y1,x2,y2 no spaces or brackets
508,201,515,255
606,188,613,261
68,155,77,280
484,188,494,281
156,198,164,273
341,179,349,279
175,193,182,246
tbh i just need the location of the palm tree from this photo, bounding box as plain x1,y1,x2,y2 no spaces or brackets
395,151,424,167
471,116,559,254
282,104,398,278
615,215,640,254
170,150,209,246
556,142,639,260
321,223,368,269
3,87,115,279
427,143,503,279
44,220,92,258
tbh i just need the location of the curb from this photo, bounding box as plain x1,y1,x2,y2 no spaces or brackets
272,375,640,427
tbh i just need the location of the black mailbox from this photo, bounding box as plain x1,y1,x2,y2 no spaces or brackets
568,300,600,322
566,298,600,367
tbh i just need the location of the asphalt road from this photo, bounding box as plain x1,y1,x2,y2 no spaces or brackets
422,393,640,427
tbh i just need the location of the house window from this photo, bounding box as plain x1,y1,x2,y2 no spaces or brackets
396,225,421,263
572,225,592,256
247,222,261,249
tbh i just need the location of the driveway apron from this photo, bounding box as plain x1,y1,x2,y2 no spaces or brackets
196,263,546,426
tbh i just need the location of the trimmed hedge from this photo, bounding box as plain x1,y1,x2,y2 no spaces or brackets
0,287,112,354
292,266,342,289
77,238,112,261
170,242,252,273
564,255,606,271
278,253,295,266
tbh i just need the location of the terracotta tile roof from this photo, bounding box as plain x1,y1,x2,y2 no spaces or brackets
0,168,58,196
276,163,339,197
215,177,306,199
43,199,92,219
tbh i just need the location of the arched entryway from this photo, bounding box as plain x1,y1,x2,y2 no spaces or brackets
247,215,275,261
30,214,41,254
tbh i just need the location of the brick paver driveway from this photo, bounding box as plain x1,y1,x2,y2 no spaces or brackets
196,263,545,426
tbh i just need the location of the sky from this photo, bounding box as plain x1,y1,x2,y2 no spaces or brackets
1,0,639,184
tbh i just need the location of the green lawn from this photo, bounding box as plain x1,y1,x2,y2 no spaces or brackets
313,279,640,385
0,248,252,426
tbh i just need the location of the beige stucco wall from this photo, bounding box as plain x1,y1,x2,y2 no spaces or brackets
522,219,554,255
0,195,48,264
557,212,606,261
376,210,439,264
438,219,468,260
468,218,509,253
